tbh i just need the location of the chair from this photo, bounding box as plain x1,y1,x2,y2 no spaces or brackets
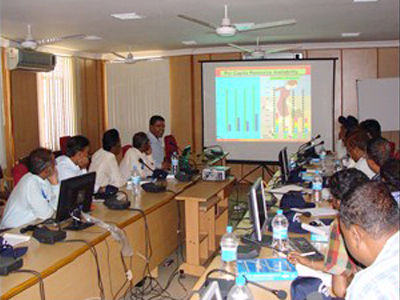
164,135,179,162
12,157,29,187
122,145,133,158
59,136,71,155
0,165,12,201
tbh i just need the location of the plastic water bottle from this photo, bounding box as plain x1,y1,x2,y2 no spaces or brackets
220,226,239,277
171,152,179,175
271,210,289,257
319,146,327,161
131,165,141,196
227,275,254,300
312,170,323,203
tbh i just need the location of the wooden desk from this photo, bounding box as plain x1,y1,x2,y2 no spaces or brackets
175,177,235,277
1,179,196,300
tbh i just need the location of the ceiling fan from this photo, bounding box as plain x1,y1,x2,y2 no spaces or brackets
4,24,85,50
178,5,296,37
228,38,299,59
111,48,163,64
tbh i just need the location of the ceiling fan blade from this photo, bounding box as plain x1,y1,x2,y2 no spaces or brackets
227,43,252,53
37,34,85,45
177,14,217,30
1,35,22,44
111,52,127,60
135,57,164,63
239,19,297,32
265,46,299,54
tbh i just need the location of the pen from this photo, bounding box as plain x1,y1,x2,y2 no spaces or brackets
300,251,316,257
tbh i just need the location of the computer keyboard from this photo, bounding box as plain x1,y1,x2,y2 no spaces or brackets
289,237,325,261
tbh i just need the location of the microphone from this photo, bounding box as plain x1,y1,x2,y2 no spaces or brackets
138,158,168,180
244,278,287,299
138,158,154,172
168,141,183,154
298,135,321,151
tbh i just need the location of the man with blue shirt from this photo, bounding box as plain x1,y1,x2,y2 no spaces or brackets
1,148,60,229
147,115,166,169
340,181,399,300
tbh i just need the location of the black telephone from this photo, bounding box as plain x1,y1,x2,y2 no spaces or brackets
94,185,118,199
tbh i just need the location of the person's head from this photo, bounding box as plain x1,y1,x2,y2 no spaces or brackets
328,168,369,210
66,135,90,164
149,115,165,138
366,137,392,174
29,147,56,179
345,128,370,162
360,119,381,140
102,129,121,155
339,181,399,266
132,132,151,153
338,115,358,140
380,159,400,192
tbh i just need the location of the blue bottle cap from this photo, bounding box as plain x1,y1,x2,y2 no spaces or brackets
226,226,233,233
277,209,283,214
236,275,245,286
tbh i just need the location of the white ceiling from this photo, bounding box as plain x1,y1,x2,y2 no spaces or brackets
0,0,399,55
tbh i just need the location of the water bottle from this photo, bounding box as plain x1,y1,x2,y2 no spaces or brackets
220,226,239,277
271,210,289,257
289,157,297,172
312,170,323,203
319,146,327,161
227,275,254,300
171,152,179,175
131,165,141,196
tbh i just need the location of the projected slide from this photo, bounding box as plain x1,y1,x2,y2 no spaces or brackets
215,65,311,142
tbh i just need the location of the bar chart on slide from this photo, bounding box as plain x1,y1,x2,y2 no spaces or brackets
216,77,261,140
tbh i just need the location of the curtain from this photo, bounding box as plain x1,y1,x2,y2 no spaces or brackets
37,56,77,150
106,59,170,146
0,50,6,167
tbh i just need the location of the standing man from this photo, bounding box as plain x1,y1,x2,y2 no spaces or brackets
56,135,90,182
147,115,166,169
339,181,399,300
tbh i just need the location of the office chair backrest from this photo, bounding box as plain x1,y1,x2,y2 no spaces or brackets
59,136,71,155
12,157,29,187
122,145,133,158
164,135,179,161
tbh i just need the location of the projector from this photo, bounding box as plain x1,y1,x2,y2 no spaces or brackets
202,166,231,181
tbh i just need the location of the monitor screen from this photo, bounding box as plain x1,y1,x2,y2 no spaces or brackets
55,172,96,224
248,177,268,242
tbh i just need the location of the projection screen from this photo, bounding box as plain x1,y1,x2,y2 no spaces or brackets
202,59,336,162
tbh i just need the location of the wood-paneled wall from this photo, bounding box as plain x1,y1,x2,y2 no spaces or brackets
169,46,399,182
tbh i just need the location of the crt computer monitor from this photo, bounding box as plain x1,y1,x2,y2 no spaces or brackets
248,177,269,244
55,172,96,230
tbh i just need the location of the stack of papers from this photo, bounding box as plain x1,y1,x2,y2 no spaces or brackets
2,233,31,246
291,207,338,217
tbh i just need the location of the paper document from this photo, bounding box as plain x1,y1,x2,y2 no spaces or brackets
2,233,31,246
301,223,330,237
296,263,332,287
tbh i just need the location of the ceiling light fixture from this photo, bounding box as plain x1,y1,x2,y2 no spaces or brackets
182,40,197,45
84,36,102,40
111,13,145,20
341,32,361,37
353,0,378,3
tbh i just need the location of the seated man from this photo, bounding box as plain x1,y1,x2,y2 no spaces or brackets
337,115,359,159
345,129,376,179
366,137,392,180
0,148,60,229
120,132,155,180
147,115,167,169
56,135,90,182
339,181,399,300
359,119,381,140
380,158,400,205
89,129,125,190
288,168,369,298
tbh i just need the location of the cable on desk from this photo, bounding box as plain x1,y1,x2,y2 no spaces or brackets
12,269,46,300
62,239,105,300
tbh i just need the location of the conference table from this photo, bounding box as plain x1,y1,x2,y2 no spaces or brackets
0,174,235,300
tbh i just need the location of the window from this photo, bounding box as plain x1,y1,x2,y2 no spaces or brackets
37,56,76,150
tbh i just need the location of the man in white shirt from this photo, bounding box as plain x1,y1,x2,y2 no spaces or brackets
365,137,392,180
56,135,90,182
339,181,399,300
345,129,376,179
336,115,358,159
1,148,60,229
89,129,125,189
120,132,155,180
147,115,166,169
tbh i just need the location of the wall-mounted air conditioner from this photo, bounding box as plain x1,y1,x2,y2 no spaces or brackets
7,48,56,72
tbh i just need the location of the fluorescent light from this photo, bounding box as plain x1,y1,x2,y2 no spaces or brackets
341,32,361,37
182,40,197,45
111,13,145,20
354,0,378,2
84,35,102,40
